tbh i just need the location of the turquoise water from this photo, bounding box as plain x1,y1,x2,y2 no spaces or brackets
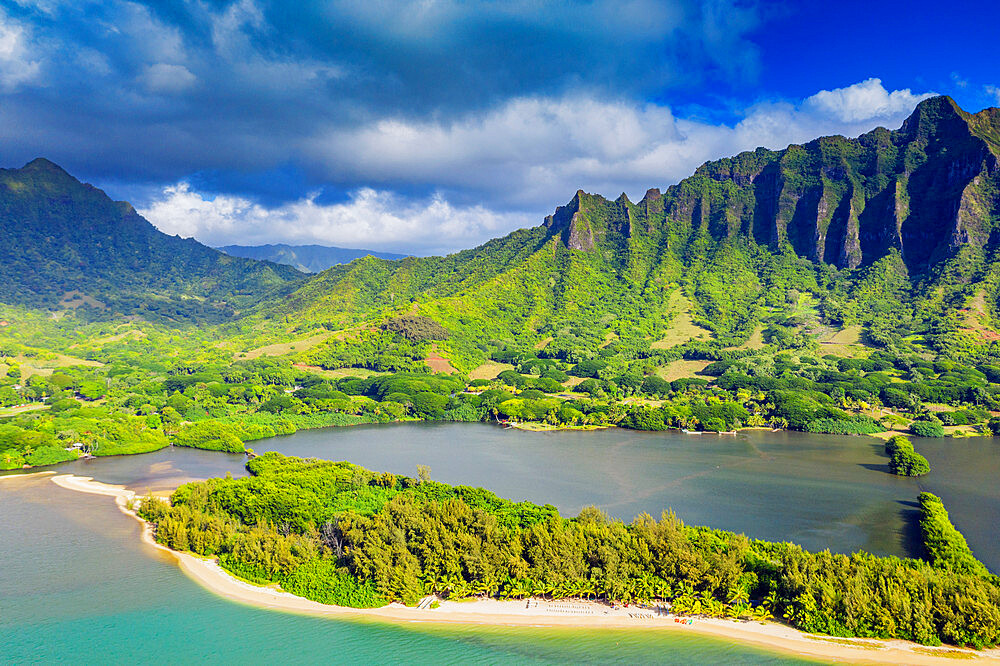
0,474,807,664
3,423,998,663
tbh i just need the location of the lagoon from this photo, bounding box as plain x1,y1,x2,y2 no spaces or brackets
2,423,998,663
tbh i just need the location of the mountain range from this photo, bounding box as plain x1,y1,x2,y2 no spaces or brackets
0,158,303,322
217,244,407,273
2,96,999,363
260,96,1000,369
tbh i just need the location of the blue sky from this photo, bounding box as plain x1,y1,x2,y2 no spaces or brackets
1,0,998,254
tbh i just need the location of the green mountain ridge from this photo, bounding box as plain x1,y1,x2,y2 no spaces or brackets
262,96,1000,371
0,158,304,322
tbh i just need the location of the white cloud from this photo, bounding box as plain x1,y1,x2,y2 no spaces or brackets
0,10,40,90
138,182,529,254
802,78,931,123
304,78,935,211
986,85,1000,106
140,63,196,93
139,78,937,254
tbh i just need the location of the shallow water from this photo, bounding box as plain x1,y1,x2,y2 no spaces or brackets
0,474,807,664
3,423,997,663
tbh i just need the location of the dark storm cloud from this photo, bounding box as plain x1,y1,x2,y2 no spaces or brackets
0,2,937,253
0,0,763,190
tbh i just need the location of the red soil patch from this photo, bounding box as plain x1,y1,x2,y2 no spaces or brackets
425,345,457,374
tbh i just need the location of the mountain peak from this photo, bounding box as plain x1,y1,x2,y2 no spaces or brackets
0,160,303,318
900,95,970,137
20,157,73,177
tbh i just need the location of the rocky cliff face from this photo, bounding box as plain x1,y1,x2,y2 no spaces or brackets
542,96,1000,276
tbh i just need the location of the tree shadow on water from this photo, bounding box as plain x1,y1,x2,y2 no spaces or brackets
897,500,925,560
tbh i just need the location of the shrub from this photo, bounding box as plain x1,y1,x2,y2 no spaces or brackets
25,446,78,467
174,421,245,453
911,420,945,438
383,315,448,342
886,436,930,476
282,558,386,608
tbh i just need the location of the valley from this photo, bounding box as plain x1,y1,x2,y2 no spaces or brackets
2,96,1000,658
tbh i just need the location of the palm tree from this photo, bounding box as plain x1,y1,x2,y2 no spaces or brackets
727,588,750,606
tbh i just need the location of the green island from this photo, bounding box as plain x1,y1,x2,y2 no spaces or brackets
136,452,999,648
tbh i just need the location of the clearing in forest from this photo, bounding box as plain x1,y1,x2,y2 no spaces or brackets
72,328,146,348
58,290,105,310
242,331,333,360
651,291,711,349
534,336,553,351
4,352,103,379
959,290,1000,342
736,325,765,350
469,362,515,380
656,359,712,382
818,325,868,357
425,344,457,374
291,364,384,379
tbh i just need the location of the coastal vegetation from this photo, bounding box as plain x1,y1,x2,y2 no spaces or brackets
6,98,1000,470
138,453,1000,648
885,435,931,476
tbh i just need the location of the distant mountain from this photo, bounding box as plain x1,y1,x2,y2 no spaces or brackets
264,96,1000,368
217,244,407,273
0,158,304,322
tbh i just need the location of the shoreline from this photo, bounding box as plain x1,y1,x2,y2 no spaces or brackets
47,473,1000,665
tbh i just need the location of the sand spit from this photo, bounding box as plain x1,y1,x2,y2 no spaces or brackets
48,474,1000,665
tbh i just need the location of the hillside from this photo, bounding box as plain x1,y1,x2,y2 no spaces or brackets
0,159,304,322
217,243,407,273
260,96,1000,372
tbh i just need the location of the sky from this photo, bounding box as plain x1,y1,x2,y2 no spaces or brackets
2,0,999,255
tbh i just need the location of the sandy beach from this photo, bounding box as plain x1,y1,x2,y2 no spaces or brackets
48,473,1000,665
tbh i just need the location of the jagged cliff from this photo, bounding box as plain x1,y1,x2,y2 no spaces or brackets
543,96,1000,274
237,98,1000,359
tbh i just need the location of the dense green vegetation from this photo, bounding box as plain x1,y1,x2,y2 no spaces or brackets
138,453,1000,648
2,96,1000,653
885,435,930,476
4,97,1000,472
918,492,992,578
6,319,1000,472
0,158,302,320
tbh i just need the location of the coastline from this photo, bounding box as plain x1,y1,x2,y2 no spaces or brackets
48,473,1000,665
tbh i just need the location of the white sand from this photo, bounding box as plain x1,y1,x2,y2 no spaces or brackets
48,474,1000,665
0,470,54,481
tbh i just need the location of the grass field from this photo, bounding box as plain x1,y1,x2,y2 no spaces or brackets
3,352,103,379
469,362,515,380
651,291,711,349
291,364,385,379
73,328,146,347
736,325,765,350
655,359,712,381
817,325,868,357
533,336,553,351
0,404,49,418
242,331,333,360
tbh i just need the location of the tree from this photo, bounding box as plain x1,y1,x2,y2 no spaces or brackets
417,464,431,484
